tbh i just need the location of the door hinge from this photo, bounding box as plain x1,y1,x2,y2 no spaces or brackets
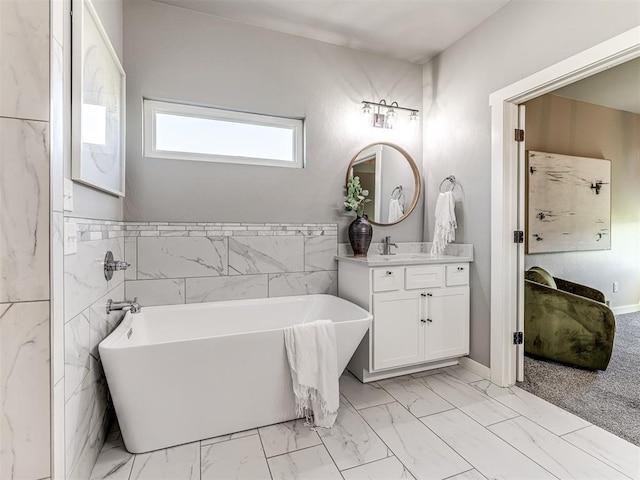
515,129,525,142
513,331,523,345
514,230,524,244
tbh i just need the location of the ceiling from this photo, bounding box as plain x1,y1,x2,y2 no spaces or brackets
552,57,640,115
151,0,510,64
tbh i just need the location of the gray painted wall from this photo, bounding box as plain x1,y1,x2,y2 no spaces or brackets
122,0,423,242
524,94,640,310
422,0,640,367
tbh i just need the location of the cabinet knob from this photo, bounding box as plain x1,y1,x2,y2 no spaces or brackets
427,318,433,323
457,267,464,271
386,271,393,276
421,319,426,323
420,293,426,297
427,293,433,297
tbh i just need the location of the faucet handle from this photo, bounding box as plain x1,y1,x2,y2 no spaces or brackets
104,250,130,281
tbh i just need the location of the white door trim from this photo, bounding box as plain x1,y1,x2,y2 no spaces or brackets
515,104,526,383
488,26,640,387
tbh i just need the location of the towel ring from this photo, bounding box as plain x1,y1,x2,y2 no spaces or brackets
391,185,404,200
439,175,457,193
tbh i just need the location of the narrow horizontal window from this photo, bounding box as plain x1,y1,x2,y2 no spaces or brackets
144,99,304,168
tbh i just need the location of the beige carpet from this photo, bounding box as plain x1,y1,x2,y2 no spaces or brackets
517,311,640,446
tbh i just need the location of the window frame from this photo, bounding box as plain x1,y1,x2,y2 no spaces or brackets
143,99,305,168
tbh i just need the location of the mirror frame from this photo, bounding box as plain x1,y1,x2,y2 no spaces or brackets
346,142,421,226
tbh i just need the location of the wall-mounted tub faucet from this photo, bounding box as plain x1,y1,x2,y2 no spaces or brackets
106,298,141,315
382,236,397,255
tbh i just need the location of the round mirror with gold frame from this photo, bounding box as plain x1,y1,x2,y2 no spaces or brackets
346,143,420,226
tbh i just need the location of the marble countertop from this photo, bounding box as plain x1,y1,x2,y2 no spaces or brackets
336,243,473,267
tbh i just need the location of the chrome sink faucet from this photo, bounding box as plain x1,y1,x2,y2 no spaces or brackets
382,236,398,255
106,298,142,314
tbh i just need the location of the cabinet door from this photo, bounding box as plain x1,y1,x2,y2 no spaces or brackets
372,291,424,371
423,286,469,361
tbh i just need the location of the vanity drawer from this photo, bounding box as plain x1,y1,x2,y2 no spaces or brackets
446,264,469,286
405,265,444,289
372,268,402,292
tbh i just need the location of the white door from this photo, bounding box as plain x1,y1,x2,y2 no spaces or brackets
372,291,424,370
424,287,470,362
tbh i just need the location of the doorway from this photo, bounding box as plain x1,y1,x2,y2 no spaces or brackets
488,26,640,387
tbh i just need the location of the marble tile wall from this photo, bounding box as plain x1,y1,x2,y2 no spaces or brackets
0,119,51,303
123,222,338,306
60,219,336,478
0,0,52,479
50,1,67,476
63,218,127,480
0,0,50,121
0,302,51,480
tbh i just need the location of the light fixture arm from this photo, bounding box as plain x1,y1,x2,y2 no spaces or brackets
361,100,418,114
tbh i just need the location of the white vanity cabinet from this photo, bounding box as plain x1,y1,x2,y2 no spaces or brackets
421,285,469,361
372,289,424,370
337,256,471,382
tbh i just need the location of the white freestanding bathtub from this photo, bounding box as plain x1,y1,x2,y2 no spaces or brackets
99,294,372,453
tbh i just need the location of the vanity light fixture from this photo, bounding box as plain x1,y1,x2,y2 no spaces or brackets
361,99,419,129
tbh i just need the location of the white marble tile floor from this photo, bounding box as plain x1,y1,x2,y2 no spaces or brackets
418,374,519,427
317,396,389,470
91,366,640,480
259,419,322,458
201,435,270,480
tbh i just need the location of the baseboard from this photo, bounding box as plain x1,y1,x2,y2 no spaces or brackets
356,359,458,383
612,303,640,315
458,357,491,380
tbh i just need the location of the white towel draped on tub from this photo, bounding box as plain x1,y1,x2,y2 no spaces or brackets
431,191,457,255
283,319,339,428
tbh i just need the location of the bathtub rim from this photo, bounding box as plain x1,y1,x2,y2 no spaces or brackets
99,293,372,351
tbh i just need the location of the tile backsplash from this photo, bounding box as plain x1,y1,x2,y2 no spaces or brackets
63,217,126,479
123,222,338,307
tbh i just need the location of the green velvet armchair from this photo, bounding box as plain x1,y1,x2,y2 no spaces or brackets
524,266,616,370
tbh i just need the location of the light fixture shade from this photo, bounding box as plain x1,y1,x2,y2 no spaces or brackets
373,113,386,128
385,107,396,129
361,102,373,127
